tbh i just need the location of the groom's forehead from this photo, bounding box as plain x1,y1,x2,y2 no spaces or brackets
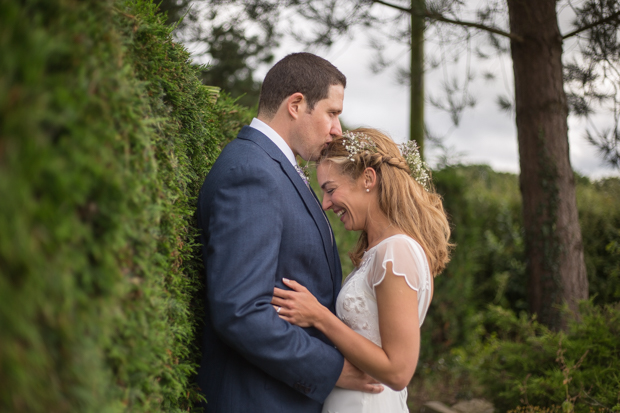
320,85,344,108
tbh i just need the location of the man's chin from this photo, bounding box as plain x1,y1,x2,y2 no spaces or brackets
303,151,322,163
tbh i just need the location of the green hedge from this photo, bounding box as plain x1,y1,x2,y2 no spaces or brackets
456,302,620,412
0,0,251,411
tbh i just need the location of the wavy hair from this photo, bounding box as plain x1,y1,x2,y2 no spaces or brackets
318,128,453,276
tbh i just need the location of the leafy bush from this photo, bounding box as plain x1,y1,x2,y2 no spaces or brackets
578,177,620,304
456,302,620,413
0,0,251,411
423,165,526,361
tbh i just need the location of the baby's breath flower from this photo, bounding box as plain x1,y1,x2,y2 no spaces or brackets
399,141,431,191
343,131,431,191
343,131,377,161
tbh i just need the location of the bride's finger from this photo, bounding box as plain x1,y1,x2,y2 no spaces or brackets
273,304,292,316
271,296,287,307
282,278,307,292
273,287,293,298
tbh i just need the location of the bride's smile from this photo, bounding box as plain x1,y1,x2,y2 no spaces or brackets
318,160,397,250
318,162,373,232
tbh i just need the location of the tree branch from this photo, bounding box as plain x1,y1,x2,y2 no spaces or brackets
562,10,620,40
424,11,523,42
371,0,410,13
369,1,524,43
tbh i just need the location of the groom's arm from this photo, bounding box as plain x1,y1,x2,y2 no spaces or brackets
200,160,344,403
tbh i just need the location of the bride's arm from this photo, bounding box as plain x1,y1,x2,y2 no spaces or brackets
271,262,420,391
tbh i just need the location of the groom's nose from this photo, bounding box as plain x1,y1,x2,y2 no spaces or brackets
330,118,342,137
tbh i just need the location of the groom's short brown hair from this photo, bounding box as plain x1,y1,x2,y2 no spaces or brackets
258,53,346,119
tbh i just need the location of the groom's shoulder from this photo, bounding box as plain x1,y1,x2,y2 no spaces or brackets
216,139,272,171
220,127,272,159
207,129,281,181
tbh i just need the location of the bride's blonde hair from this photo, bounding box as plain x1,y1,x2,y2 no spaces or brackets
318,128,452,276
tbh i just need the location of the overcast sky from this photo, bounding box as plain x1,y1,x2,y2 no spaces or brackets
195,2,619,179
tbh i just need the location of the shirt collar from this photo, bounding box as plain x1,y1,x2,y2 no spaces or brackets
250,118,297,167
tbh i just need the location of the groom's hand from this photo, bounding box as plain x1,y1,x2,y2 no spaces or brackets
336,359,384,393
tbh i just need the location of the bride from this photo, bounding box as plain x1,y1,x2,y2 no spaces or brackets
272,128,452,413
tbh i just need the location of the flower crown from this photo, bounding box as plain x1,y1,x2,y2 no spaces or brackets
342,131,431,191
399,140,431,191
342,131,377,161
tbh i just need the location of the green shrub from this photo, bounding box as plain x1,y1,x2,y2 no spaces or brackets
578,178,620,304
422,165,525,362
456,302,620,412
0,0,251,411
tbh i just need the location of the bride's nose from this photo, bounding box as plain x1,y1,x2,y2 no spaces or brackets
321,196,332,211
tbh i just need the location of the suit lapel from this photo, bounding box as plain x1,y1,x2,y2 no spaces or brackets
237,127,337,283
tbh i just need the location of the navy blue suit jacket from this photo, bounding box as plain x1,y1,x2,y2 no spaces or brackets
196,126,344,412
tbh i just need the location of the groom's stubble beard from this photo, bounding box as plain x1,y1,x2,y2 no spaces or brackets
307,147,321,163
307,137,337,162
298,142,322,163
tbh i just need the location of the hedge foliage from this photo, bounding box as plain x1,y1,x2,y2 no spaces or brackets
456,302,620,412
0,0,251,411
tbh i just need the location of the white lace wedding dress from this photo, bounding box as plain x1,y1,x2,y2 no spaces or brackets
322,234,432,413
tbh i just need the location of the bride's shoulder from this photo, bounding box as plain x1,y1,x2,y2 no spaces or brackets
375,234,429,272
367,234,430,292
374,234,423,255
372,234,428,270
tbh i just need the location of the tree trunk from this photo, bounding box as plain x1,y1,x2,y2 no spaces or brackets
507,0,588,330
410,0,425,156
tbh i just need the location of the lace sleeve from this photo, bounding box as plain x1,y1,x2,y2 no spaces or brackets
367,235,430,293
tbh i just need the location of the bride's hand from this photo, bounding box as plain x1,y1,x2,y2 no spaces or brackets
272,278,326,328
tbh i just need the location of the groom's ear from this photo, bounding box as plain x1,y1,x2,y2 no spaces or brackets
286,93,305,120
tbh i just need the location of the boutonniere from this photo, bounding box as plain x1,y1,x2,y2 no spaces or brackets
297,163,311,179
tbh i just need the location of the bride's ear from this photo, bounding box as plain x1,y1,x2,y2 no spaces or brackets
362,167,378,192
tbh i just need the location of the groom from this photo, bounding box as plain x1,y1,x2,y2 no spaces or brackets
196,53,381,412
